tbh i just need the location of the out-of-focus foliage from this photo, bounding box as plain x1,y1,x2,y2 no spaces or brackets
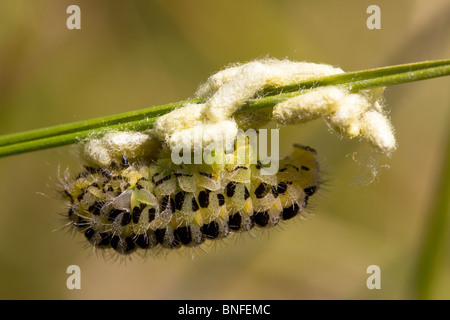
0,0,449,299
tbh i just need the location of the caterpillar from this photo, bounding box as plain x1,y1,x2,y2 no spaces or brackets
59,142,320,256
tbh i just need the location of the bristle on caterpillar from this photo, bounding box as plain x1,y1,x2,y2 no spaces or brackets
59,141,320,256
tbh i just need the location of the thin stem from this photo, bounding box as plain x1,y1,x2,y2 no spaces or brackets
262,59,450,96
0,59,449,158
413,113,450,299
0,118,159,157
1,60,448,148
344,65,450,91
240,63,450,112
0,99,203,147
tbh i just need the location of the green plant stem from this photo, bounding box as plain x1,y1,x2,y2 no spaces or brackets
1,59,448,149
0,118,160,157
0,59,449,158
262,59,450,96
0,99,202,147
414,114,450,299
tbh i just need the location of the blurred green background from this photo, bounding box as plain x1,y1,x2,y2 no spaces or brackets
0,0,449,299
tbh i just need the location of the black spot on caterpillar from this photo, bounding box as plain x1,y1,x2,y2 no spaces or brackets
58,143,320,256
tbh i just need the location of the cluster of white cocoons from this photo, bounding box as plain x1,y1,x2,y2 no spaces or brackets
82,58,396,167
154,58,396,154
272,85,396,153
